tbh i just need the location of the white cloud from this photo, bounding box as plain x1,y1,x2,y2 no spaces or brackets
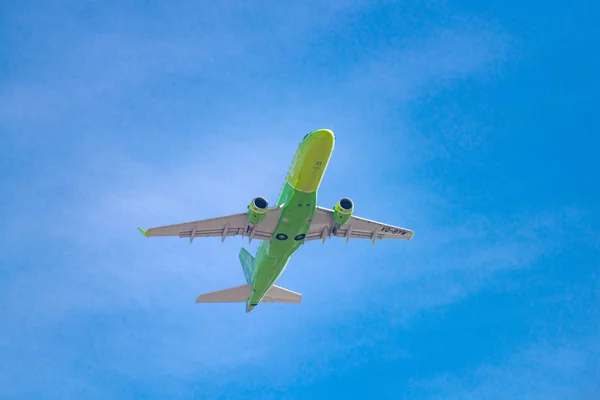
407,337,600,399
0,3,532,396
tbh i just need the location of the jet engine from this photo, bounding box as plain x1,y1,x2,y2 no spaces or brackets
333,197,354,226
247,196,269,225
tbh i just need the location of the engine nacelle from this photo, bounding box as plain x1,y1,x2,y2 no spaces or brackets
333,197,354,226
247,196,268,225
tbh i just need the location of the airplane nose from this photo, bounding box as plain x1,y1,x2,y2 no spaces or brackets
306,129,335,144
301,129,335,161
286,129,335,192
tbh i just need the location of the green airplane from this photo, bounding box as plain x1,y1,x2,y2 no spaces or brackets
138,129,414,312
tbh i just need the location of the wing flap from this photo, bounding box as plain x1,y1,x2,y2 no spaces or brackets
139,206,283,242
305,206,413,243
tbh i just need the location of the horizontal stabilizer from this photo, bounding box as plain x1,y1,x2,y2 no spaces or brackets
196,284,251,303
195,284,301,304
261,285,302,303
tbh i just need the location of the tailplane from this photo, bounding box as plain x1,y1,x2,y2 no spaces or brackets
198,248,302,311
195,284,302,304
261,285,303,303
195,284,251,303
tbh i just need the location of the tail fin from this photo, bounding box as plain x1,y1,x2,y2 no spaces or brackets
195,284,302,304
239,247,255,284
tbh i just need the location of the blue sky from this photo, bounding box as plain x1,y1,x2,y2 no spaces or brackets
1,1,598,399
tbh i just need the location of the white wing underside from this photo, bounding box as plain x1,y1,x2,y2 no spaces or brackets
141,206,283,242
141,205,413,244
305,206,413,244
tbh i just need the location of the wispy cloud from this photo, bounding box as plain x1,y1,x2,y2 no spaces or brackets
6,2,592,399
407,337,600,399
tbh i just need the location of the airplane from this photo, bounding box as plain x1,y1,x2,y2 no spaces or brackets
138,129,414,312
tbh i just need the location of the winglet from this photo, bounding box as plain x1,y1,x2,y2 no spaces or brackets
137,227,151,237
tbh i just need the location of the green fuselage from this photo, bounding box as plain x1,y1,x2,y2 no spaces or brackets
246,129,335,311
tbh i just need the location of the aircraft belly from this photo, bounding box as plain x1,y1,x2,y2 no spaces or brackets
249,188,316,305
269,189,316,256
250,256,290,303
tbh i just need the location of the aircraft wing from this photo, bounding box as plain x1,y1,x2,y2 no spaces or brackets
138,206,283,243
305,206,414,244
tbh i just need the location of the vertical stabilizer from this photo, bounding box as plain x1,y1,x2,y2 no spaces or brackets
239,248,256,284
